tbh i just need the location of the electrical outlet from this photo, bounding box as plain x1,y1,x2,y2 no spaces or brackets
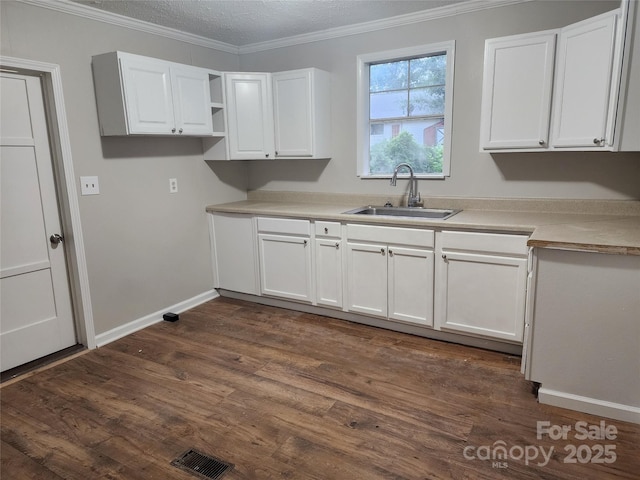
80,176,100,195
169,178,178,193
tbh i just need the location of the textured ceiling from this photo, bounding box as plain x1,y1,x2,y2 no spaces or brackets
71,0,468,46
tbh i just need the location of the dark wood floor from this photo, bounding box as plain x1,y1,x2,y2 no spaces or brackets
2,297,638,479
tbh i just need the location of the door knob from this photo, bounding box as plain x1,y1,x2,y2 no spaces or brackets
50,233,64,245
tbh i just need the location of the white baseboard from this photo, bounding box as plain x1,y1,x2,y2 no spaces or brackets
94,290,219,347
538,387,640,425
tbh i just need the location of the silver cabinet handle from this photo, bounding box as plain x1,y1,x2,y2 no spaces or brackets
303,239,308,246
442,254,447,260
335,242,339,249
171,128,176,133
265,153,270,158
324,227,329,234
381,248,385,256
178,128,183,134
593,137,605,145
388,249,394,257
538,140,545,146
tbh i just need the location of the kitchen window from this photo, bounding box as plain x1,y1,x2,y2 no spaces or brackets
357,41,455,178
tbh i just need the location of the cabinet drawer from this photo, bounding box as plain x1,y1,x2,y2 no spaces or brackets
315,221,341,237
440,230,528,256
346,224,434,247
257,217,310,235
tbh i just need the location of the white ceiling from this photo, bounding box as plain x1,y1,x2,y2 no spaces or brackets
70,0,470,47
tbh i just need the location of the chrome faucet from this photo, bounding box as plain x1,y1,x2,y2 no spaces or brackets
390,163,422,207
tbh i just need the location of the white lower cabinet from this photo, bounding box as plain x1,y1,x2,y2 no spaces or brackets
209,213,531,345
209,213,258,295
346,224,435,326
257,217,313,303
435,231,529,342
388,246,434,325
314,221,343,308
346,242,389,317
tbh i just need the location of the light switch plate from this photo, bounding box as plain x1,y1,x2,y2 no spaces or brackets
80,176,100,195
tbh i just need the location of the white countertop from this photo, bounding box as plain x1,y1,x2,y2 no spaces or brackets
206,192,640,256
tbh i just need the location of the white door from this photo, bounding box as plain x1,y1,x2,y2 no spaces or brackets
388,246,434,326
210,214,258,295
436,251,527,342
225,73,274,160
120,55,175,134
171,66,213,136
315,238,342,308
0,72,76,371
346,242,388,317
551,12,618,148
258,233,312,302
273,69,313,157
479,31,556,149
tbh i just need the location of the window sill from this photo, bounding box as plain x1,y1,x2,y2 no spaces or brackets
359,174,446,180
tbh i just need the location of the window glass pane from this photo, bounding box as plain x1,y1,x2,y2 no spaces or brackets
370,90,409,119
370,123,384,135
370,61,408,92
369,118,444,174
409,54,446,88
409,86,445,116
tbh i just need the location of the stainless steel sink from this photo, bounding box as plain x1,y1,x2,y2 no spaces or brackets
343,205,461,220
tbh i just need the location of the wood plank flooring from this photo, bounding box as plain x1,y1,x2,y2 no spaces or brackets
2,297,639,479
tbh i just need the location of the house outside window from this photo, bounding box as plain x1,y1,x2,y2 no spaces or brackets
357,41,455,178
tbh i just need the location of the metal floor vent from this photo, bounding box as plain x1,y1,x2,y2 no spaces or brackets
171,448,234,480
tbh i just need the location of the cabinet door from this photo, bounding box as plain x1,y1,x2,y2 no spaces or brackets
170,66,213,136
210,214,258,295
315,238,343,308
551,12,618,148
346,242,387,317
225,73,275,159
388,246,434,326
436,251,527,342
480,31,556,150
119,56,175,134
273,70,313,157
258,233,312,302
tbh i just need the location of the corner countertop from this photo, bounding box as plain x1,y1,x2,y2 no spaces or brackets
205,192,640,256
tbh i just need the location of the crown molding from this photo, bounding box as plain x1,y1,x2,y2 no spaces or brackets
16,0,240,54
238,0,531,54
18,0,530,56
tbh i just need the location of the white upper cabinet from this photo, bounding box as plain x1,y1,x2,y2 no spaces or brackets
480,8,636,152
92,51,217,137
272,68,331,158
170,65,215,136
224,73,275,159
206,68,331,160
479,31,556,149
551,12,618,148
119,55,175,135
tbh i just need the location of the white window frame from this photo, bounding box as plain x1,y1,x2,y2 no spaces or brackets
356,41,455,178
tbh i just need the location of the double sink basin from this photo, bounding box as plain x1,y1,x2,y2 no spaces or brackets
343,205,461,220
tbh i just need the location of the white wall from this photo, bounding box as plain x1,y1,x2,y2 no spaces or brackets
1,1,247,335
2,0,639,339
240,0,640,200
